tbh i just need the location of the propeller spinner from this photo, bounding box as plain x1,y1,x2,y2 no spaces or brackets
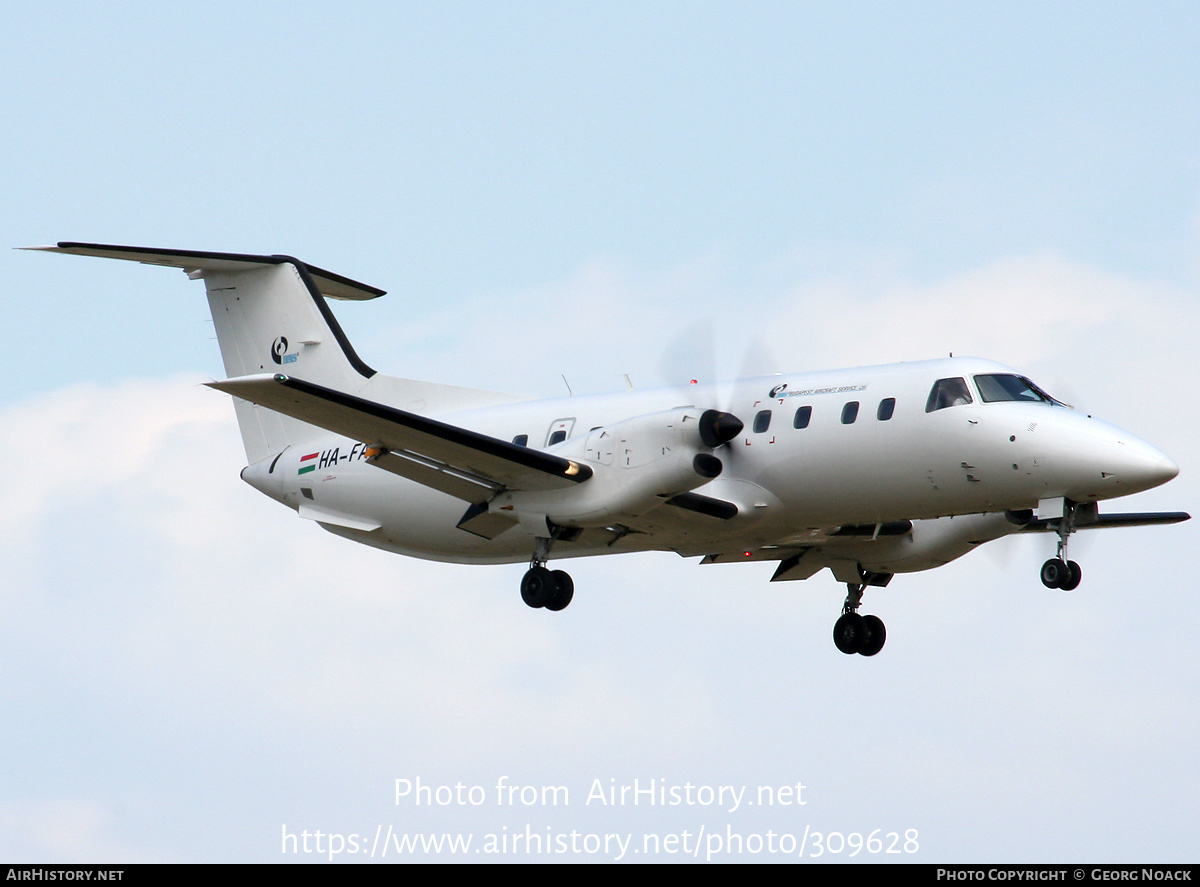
698,409,744,448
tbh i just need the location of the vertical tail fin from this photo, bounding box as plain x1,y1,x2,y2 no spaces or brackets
31,243,386,463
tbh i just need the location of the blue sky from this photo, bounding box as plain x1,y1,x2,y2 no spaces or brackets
2,2,1198,862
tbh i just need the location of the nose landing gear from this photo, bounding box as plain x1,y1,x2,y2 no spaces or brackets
833,583,886,656
1040,500,1083,590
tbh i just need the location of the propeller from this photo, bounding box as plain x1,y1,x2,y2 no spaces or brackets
654,320,793,487
656,319,781,426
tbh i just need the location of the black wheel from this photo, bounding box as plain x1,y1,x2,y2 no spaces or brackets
520,566,554,608
545,570,575,611
859,615,886,657
833,612,867,654
1040,558,1069,589
1061,560,1082,591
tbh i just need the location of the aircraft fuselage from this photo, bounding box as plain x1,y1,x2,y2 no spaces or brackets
242,356,1177,565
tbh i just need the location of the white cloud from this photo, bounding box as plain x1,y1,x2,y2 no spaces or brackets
0,800,148,863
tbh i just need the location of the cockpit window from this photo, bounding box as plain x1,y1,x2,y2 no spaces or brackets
925,377,974,412
974,374,1059,405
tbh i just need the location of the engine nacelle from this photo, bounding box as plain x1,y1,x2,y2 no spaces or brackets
493,407,742,527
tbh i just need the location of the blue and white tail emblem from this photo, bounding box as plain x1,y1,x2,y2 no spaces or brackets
271,336,297,365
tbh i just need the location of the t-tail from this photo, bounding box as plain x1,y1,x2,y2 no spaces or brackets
29,242,523,464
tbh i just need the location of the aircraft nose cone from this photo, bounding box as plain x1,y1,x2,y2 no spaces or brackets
1139,449,1178,486
1115,438,1179,492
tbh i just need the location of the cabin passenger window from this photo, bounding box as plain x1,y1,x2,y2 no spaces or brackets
877,398,895,421
842,401,859,424
793,406,811,429
547,430,567,445
925,377,973,412
753,409,772,433
512,434,529,446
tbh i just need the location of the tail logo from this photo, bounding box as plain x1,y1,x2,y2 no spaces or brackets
271,336,297,365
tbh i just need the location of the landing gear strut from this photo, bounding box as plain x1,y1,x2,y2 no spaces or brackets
521,535,574,611
833,583,886,656
1040,501,1083,591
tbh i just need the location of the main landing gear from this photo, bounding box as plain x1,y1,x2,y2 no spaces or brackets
520,536,574,612
1040,500,1083,591
832,583,886,656
1040,557,1081,590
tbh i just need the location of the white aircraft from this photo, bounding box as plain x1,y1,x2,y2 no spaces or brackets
31,243,1189,655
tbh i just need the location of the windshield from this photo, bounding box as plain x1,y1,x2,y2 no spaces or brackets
974,373,1061,405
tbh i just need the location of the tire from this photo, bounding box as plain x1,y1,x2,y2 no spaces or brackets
1040,558,1069,589
1061,560,1082,591
859,615,886,657
833,612,866,654
520,567,554,608
545,570,575,611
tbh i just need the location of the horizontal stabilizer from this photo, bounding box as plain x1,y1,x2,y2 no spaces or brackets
207,374,593,502
25,242,385,301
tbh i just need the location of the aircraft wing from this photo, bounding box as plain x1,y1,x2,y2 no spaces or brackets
1019,512,1191,531
208,374,591,504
